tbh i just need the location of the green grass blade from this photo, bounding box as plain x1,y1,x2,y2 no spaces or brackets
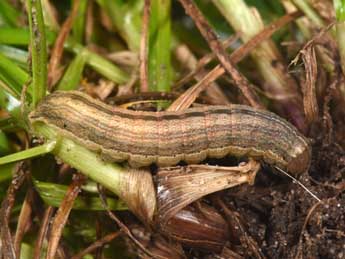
334,0,345,20
20,243,34,259
34,180,128,211
57,50,87,91
0,163,15,182
65,40,130,84
0,117,19,131
0,52,30,99
148,0,172,92
0,45,29,69
0,27,31,45
0,88,21,123
85,49,130,84
72,0,88,43
26,0,47,107
99,0,142,51
0,140,56,165
0,0,20,27
0,130,11,155
0,27,56,46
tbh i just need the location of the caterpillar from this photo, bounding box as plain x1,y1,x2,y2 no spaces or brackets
29,91,311,174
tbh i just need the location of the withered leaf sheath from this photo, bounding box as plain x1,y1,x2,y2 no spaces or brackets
29,91,311,174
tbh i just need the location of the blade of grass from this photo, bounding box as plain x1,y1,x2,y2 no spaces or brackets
41,0,60,31
0,130,11,155
56,50,87,91
72,0,88,43
26,0,48,107
20,243,34,259
84,48,130,84
0,117,19,131
0,45,29,69
34,181,128,211
0,0,20,27
0,88,21,123
0,140,56,165
0,52,30,99
0,27,56,46
0,27,31,46
0,163,15,183
0,28,129,85
98,0,142,51
148,0,172,92
65,40,130,84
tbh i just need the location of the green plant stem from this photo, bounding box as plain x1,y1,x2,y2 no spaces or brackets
32,123,126,197
34,180,128,210
26,0,47,107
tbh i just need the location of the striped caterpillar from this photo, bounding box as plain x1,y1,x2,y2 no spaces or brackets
29,91,311,175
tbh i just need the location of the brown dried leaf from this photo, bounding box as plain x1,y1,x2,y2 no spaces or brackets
301,46,319,125
156,160,260,225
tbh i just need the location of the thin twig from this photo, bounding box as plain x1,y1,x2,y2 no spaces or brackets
14,188,34,257
168,64,224,111
33,206,55,259
48,0,80,89
295,201,323,259
173,35,239,89
178,0,262,108
97,184,163,259
71,231,121,259
170,10,302,110
46,173,85,259
217,198,265,259
0,162,28,259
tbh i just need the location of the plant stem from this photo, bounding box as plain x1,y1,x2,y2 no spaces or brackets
32,123,125,197
26,0,48,107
